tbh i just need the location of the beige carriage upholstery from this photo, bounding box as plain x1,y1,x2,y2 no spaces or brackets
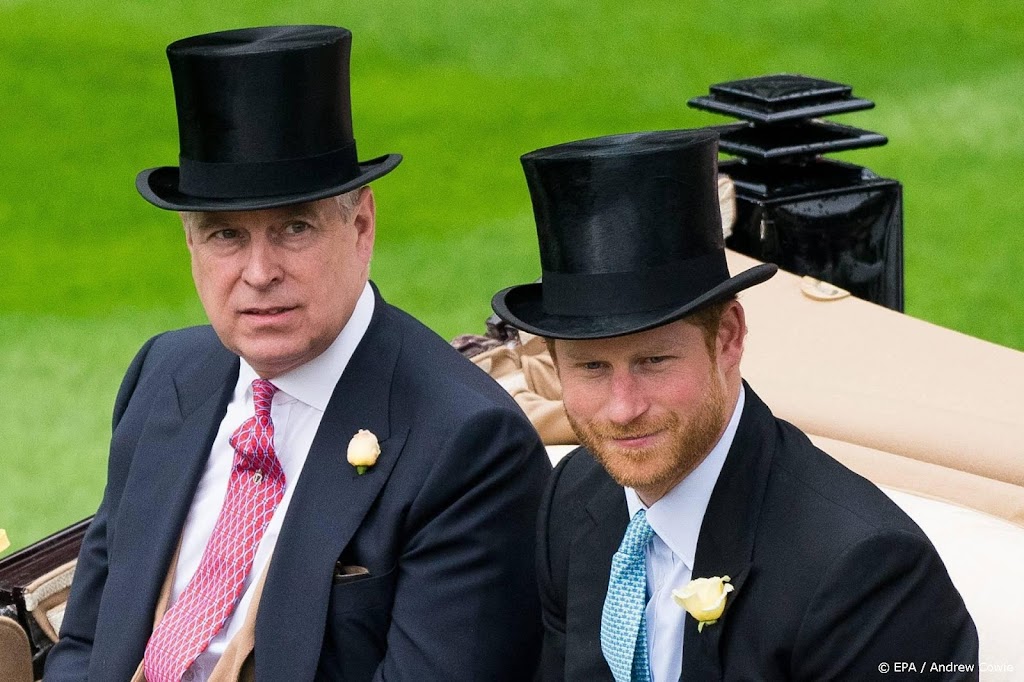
474,250,1024,680
0,615,33,682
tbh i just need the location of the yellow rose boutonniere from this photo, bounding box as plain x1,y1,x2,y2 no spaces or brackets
672,575,734,632
0,529,9,553
347,429,381,475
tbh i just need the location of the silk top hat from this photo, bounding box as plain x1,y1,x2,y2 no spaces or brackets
137,25,401,211
491,130,777,339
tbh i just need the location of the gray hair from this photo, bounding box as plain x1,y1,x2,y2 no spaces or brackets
334,186,366,219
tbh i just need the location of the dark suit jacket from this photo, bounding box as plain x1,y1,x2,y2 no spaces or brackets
538,384,979,681
46,285,551,681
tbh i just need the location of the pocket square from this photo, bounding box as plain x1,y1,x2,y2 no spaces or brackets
333,564,371,584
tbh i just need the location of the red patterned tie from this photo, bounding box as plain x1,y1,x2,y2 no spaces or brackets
144,379,285,681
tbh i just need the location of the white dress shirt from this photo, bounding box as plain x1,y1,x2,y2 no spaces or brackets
624,386,745,682
168,282,375,681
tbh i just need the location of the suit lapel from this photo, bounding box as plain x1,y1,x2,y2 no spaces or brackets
565,457,627,680
101,339,238,672
255,293,408,681
680,384,776,681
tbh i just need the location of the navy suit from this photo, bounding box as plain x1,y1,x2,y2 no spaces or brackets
47,285,551,680
538,385,978,681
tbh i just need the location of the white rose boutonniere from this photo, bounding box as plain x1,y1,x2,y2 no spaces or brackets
0,529,9,553
672,575,734,632
347,429,381,475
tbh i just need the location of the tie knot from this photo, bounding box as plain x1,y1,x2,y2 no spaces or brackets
620,509,654,558
251,379,277,418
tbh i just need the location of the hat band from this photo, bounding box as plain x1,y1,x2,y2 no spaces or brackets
178,141,360,199
541,251,730,316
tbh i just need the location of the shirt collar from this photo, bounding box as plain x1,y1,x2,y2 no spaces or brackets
236,281,376,411
625,385,746,571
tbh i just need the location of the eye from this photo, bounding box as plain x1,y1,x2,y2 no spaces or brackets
643,355,672,365
579,361,605,371
211,228,240,240
284,221,312,235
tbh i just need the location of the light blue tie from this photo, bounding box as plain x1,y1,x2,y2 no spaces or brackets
601,508,655,682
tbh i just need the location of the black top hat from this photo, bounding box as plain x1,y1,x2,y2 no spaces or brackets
137,25,401,211
491,130,777,339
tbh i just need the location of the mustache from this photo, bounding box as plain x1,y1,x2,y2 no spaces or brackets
573,413,680,441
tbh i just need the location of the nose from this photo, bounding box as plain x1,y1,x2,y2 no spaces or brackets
241,235,284,289
604,370,650,426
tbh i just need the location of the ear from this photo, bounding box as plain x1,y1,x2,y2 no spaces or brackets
715,300,746,376
352,187,376,264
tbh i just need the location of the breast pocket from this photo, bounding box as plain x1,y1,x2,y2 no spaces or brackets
329,564,398,615
321,566,398,677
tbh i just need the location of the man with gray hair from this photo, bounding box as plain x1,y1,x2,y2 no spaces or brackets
47,25,549,681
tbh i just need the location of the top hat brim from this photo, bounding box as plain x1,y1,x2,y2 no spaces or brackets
491,262,778,340
136,153,402,212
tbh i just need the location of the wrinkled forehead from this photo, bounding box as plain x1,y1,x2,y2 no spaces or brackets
554,318,702,361
183,197,338,230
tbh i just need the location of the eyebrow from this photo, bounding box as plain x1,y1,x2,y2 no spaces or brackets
190,205,323,232
190,214,229,231
561,342,677,363
283,205,322,222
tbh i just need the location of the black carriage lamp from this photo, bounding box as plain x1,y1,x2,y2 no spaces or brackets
690,74,904,311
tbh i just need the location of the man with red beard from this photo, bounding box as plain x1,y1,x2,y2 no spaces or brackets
492,130,978,681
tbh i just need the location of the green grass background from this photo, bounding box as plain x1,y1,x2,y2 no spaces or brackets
3,0,1022,552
